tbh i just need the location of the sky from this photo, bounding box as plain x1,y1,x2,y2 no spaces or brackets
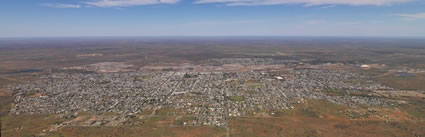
1,0,425,37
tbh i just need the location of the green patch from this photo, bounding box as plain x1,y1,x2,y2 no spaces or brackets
349,92,373,98
24,90,39,97
142,75,153,79
134,75,153,81
245,81,264,88
229,96,244,102
243,90,257,95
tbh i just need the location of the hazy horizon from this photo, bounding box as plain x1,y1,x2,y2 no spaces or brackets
2,0,425,37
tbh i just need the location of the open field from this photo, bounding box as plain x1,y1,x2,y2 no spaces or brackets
229,99,425,137
229,117,424,137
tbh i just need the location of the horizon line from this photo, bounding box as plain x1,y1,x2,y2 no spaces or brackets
1,35,425,39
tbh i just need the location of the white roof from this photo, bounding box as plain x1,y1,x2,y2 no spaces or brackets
361,65,370,68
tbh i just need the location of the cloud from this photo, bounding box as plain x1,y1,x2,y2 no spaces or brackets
85,0,180,7
194,0,412,6
42,3,82,8
395,13,425,20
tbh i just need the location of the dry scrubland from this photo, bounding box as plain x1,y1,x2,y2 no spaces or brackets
229,100,425,137
2,99,424,137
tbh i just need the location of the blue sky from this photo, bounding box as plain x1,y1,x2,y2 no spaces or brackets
1,0,425,37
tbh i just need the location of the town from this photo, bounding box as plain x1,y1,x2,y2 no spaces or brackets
9,58,395,127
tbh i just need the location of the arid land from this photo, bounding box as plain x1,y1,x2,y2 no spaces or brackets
1,37,425,137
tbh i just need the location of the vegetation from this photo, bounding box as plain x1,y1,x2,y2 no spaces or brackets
229,96,244,102
245,81,264,88
142,75,153,79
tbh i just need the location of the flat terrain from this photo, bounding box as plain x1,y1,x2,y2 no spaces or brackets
1,37,425,137
229,100,425,137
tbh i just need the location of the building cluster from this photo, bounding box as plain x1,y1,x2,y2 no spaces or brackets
10,59,394,127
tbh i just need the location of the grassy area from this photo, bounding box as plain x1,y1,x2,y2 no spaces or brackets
244,81,264,88
229,96,244,102
142,75,153,79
